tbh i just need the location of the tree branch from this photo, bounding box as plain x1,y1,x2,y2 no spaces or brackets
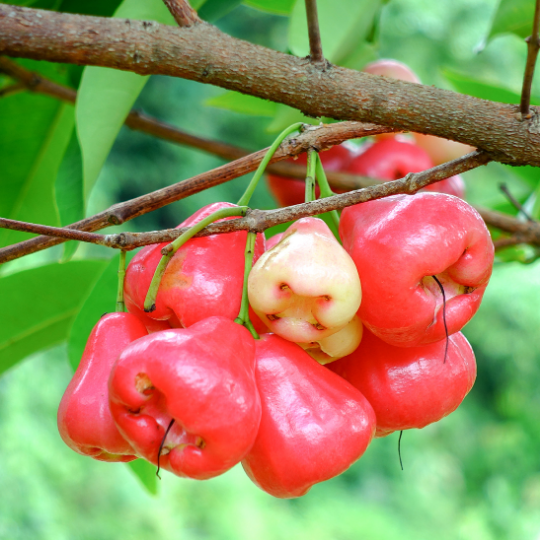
0,151,494,252
520,0,540,117
305,0,325,64
0,121,394,264
161,0,201,27
2,5,540,166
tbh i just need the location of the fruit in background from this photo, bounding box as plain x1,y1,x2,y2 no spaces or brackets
58,312,147,462
363,59,421,84
329,329,477,437
348,138,465,198
108,317,261,480
298,315,363,365
364,59,474,164
124,202,265,332
242,334,376,498
248,217,362,344
266,144,352,207
340,193,494,347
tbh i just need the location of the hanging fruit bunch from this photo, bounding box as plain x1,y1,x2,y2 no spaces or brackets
58,115,494,499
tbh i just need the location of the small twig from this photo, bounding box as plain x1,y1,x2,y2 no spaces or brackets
520,0,540,117
161,0,201,27
493,234,530,251
0,82,25,98
305,0,325,64
499,183,535,221
0,151,493,253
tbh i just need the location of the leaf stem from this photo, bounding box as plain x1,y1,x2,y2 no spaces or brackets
237,123,303,207
116,250,127,312
234,231,259,339
144,206,248,312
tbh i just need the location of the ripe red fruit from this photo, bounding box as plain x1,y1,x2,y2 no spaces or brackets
108,317,261,480
266,145,352,207
329,329,477,437
348,138,465,198
124,202,265,332
242,334,376,498
339,193,494,347
57,312,147,462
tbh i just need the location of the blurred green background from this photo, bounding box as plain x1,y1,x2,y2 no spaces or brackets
1,0,540,538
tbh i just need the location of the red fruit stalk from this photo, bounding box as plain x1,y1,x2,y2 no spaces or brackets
57,312,147,462
340,193,494,347
242,334,376,498
329,329,477,437
108,317,261,480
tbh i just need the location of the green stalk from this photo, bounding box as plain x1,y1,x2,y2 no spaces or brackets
237,122,303,207
144,206,248,312
234,231,259,339
116,250,127,313
305,148,317,203
315,153,340,230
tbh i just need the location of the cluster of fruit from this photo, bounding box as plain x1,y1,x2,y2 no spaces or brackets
57,60,493,499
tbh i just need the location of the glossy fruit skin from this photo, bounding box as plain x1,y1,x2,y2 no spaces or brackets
266,145,352,207
248,217,362,344
124,202,265,332
108,316,261,480
57,312,147,462
340,193,494,347
363,59,421,84
242,334,376,498
329,330,477,437
348,138,465,198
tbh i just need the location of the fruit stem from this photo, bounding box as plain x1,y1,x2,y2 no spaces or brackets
144,206,248,312
315,153,340,229
237,122,303,207
116,250,127,312
431,275,449,364
305,148,317,203
234,231,259,339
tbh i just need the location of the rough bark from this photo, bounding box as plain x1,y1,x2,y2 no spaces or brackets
2,5,540,166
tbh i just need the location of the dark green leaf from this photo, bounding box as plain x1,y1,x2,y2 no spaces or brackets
198,0,242,21
59,0,123,17
0,61,74,249
288,0,381,63
206,91,277,116
243,0,295,15
0,260,107,376
67,254,127,370
126,460,159,495
488,0,535,41
55,130,84,262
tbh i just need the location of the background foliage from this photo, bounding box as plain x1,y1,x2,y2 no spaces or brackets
1,0,540,538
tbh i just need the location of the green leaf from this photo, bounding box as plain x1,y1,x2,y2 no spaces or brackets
126,460,159,495
206,91,277,116
59,0,123,17
243,0,295,15
444,70,540,106
76,0,175,204
55,130,84,262
288,0,381,64
0,260,107,376
0,72,75,249
67,254,126,370
198,0,242,21
488,0,535,41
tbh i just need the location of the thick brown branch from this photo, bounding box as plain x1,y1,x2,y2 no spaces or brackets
0,57,382,191
0,121,391,264
162,0,201,27
2,6,540,165
520,0,540,117
0,151,493,253
305,0,324,64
